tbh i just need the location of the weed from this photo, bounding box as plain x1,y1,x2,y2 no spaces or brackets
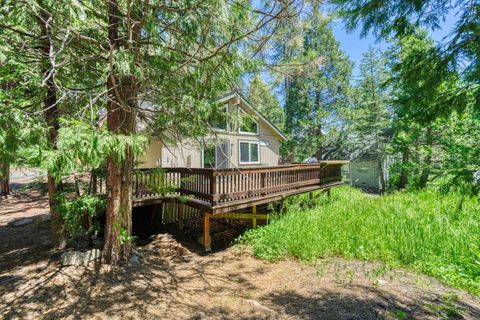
239,186,480,296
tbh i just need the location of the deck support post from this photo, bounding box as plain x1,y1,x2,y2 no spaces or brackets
203,212,212,252
178,203,185,231
326,188,331,197
309,192,313,200
252,205,257,228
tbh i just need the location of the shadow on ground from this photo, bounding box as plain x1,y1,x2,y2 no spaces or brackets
1,188,480,319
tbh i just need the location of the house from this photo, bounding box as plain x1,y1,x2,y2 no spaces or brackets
128,91,347,251
138,92,287,169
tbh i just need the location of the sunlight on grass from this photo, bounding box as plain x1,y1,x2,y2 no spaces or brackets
240,186,480,296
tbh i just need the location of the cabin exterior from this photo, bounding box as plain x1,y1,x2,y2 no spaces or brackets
106,92,349,251
138,92,287,169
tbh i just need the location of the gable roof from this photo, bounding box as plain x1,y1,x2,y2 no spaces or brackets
218,91,287,141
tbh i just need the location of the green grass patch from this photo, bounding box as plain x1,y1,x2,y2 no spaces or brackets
239,186,480,296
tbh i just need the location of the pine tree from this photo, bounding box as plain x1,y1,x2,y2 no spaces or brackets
283,14,353,161
247,74,285,130
352,47,391,190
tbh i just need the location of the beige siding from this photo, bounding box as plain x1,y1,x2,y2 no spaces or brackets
139,96,284,168
137,139,162,168
161,141,202,168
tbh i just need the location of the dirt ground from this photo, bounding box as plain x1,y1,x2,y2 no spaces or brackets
1,189,479,320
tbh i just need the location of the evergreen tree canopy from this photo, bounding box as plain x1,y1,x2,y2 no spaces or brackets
247,74,285,131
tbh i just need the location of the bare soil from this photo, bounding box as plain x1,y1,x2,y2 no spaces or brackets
1,189,479,320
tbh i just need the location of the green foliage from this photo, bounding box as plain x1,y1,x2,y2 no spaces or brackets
247,74,285,131
282,14,353,161
142,168,179,196
331,0,479,110
40,119,148,180
56,193,105,241
240,186,480,296
435,109,480,195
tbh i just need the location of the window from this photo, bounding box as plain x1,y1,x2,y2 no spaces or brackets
239,141,260,164
239,109,258,134
211,105,228,131
202,145,216,168
202,142,230,168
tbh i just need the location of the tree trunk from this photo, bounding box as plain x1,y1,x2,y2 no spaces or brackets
102,75,136,264
38,10,65,247
378,157,386,192
102,0,137,264
418,127,433,188
398,148,409,189
0,163,10,198
314,92,323,160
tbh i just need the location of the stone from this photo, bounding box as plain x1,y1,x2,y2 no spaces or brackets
83,249,102,262
244,299,274,313
61,251,84,266
129,254,141,267
8,217,34,227
61,249,102,266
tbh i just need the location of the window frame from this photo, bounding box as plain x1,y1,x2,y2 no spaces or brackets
238,108,259,135
238,140,260,165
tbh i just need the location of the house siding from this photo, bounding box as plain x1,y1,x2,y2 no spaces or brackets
137,95,284,169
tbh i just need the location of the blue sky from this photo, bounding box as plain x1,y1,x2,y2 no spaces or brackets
331,9,460,77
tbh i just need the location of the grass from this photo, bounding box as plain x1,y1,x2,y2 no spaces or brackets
240,186,480,296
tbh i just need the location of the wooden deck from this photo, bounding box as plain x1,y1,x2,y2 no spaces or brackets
129,161,348,214
94,161,347,250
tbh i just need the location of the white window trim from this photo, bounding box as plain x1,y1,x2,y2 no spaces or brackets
238,140,260,165
213,104,228,133
238,108,259,135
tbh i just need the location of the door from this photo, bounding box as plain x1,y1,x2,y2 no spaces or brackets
203,141,230,169
215,141,230,169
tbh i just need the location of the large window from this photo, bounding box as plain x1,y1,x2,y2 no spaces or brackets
239,141,259,164
211,105,228,131
239,109,258,134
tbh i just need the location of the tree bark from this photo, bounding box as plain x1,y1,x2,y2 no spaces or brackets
0,163,9,198
378,157,386,192
38,10,65,247
398,148,409,189
418,127,433,188
102,0,137,264
314,91,323,160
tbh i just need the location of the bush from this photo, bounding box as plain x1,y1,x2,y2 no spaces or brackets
57,193,105,242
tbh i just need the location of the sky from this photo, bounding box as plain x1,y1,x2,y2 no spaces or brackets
330,9,460,78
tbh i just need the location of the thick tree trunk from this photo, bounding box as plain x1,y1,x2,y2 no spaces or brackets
102,75,136,264
418,127,433,188
102,0,137,264
0,163,10,198
398,148,409,189
38,10,65,247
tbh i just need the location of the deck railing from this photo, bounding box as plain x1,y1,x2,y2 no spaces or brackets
131,162,344,208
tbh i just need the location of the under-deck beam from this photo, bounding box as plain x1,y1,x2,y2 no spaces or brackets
203,212,212,252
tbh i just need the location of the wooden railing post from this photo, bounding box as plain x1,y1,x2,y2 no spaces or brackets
210,171,216,206
261,172,266,196
178,203,185,230
180,172,185,194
